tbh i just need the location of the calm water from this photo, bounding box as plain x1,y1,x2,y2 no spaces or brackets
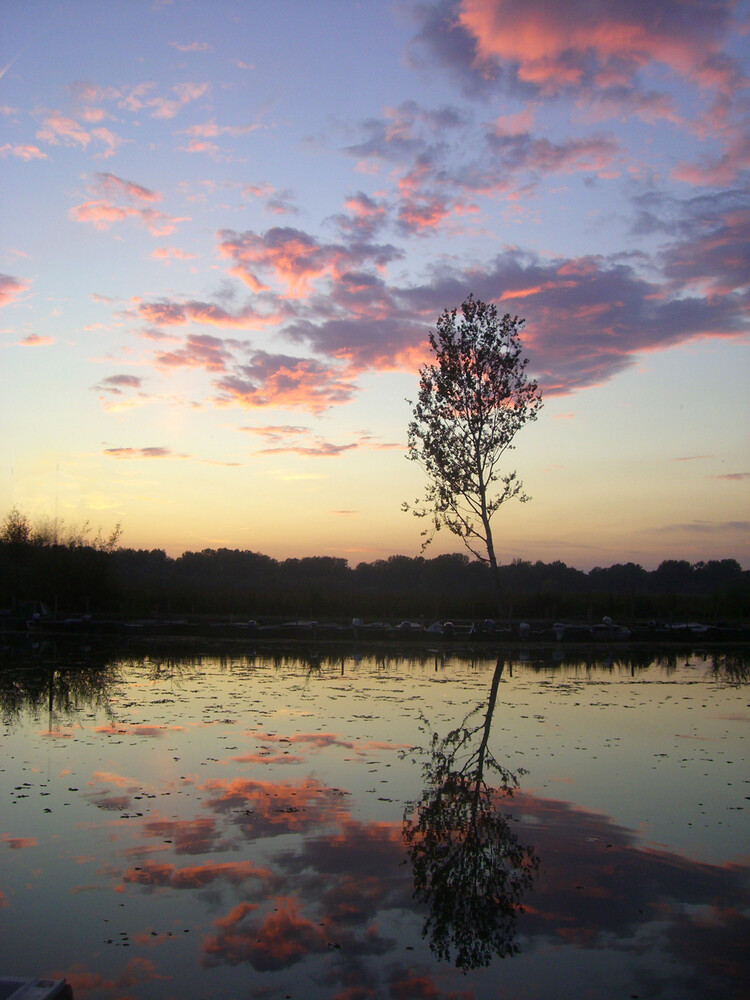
0,642,748,999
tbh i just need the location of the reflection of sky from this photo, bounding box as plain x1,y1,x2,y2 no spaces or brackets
0,649,747,999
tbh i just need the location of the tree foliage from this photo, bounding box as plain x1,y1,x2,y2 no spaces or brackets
405,295,542,593
1,507,32,545
0,506,121,551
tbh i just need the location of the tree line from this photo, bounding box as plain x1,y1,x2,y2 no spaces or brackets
1,510,747,622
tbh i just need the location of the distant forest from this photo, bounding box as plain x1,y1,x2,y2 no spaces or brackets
1,534,747,623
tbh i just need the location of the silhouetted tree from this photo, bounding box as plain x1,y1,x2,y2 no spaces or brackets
403,659,539,971
0,507,32,545
404,295,542,602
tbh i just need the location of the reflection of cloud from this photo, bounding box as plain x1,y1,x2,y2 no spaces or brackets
94,721,186,733
497,791,750,957
201,776,350,839
140,817,227,855
91,770,138,788
1,835,37,849
123,859,272,890
229,752,306,765
203,896,328,970
245,730,410,754
87,793,131,812
57,957,166,996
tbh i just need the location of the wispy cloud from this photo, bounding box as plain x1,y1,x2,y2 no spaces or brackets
93,374,144,395
70,172,188,235
103,446,190,459
18,334,54,346
0,143,47,160
656,519,750,534
169,41,212,53
238,424,401,456
152,246,197,262
139,299,283,330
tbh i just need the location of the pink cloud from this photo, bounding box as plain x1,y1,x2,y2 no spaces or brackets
457,0,739,94
672,130,750,186
90,126,126,156
215,351,359,413
117,81,157,112
136,207,190,236
242,182,273,199
0,143,47,160
70,182,188,234
218,226,402,297
18,334,54,346
484,130,620,177
180,118,262,139
659,204,750,296
169,41,212,52
346,102,619,234
96,172,160,203
152,246,196,261
147,81,209,119
179,138,221,155
411,0,744,131
36,112,91,147
138,298,283,330
219,227,342,297
69,200,132,228
155,332,234,371
338,191,389,237
0,273,30,307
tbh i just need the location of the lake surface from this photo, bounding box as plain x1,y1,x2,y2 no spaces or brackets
1,641,748,999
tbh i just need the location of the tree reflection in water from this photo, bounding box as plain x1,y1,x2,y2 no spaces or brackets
403,657,539,971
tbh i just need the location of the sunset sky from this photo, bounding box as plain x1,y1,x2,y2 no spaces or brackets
2,0,748,569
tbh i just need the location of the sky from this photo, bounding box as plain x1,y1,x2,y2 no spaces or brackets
1,0,749,570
